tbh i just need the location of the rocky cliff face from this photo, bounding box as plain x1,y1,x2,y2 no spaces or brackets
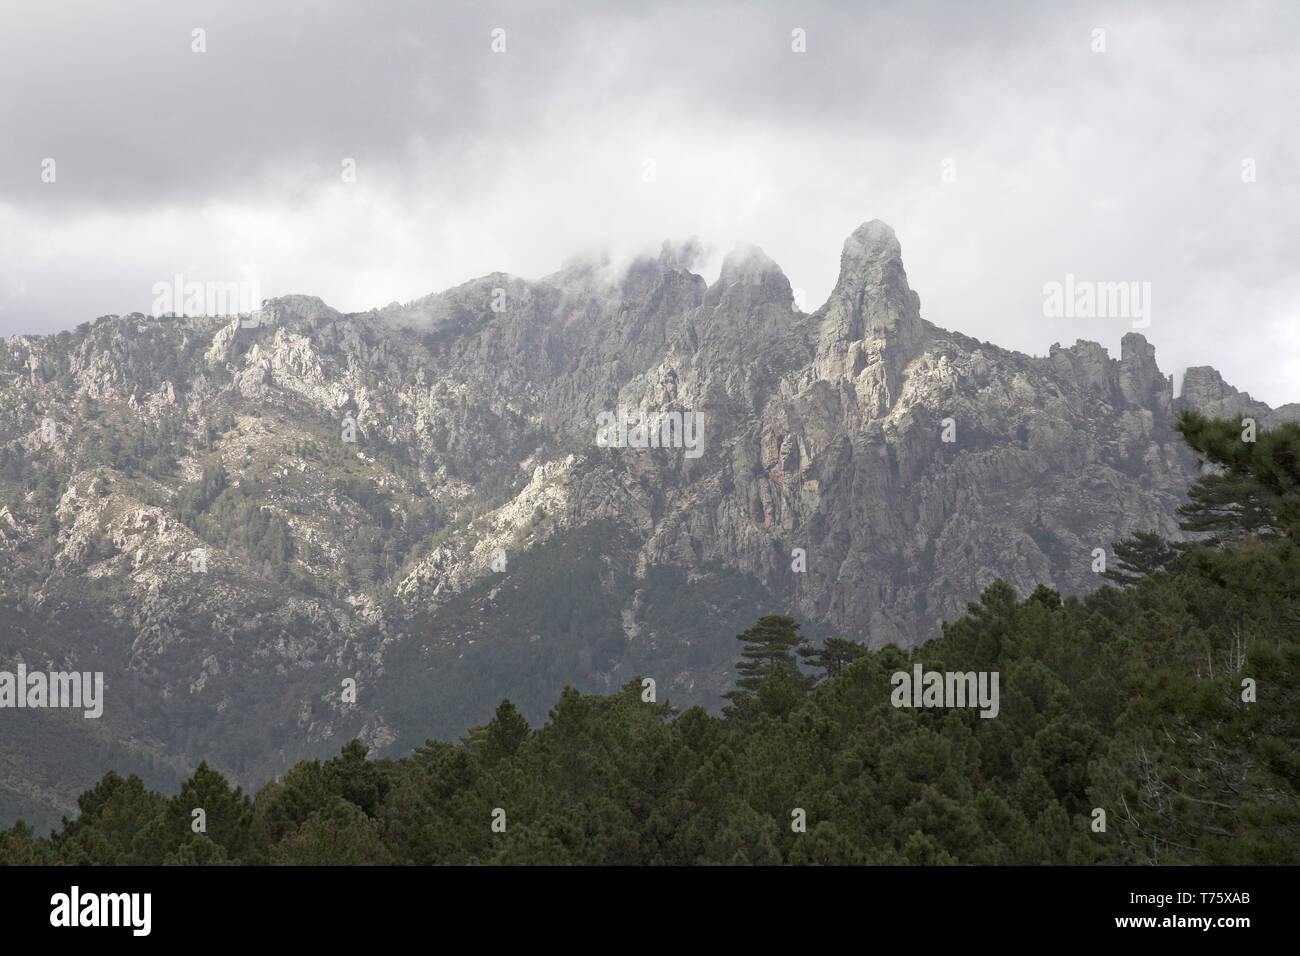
1179,365,1300,429
0,220,1292,828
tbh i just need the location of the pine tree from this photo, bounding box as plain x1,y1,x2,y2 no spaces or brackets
458,724,490,751
326,739,385,816
1176,473,1279,543
1100,531,1180,585
484,698,531,762
798,635,868,680
722,614,812,703
1176,409,1300,537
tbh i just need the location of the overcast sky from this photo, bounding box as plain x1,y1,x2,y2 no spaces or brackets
1,0,1296,405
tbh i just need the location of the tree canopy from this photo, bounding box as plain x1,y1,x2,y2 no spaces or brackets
2,413,1295,865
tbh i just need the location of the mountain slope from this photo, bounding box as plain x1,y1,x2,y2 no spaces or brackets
0,220,1292,830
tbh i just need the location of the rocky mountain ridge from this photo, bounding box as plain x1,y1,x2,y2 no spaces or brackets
0,219,1292,830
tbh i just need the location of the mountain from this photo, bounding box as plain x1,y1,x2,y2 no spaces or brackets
0,220,1293,831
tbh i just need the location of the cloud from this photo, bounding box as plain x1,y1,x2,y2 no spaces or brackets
1,0,1296,405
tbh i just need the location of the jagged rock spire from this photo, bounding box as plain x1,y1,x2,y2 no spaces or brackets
815,220,925,417
703,243,793,311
